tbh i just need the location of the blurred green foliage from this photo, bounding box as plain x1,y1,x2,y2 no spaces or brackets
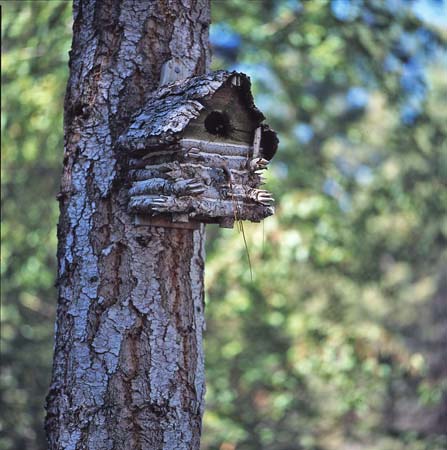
1,1,446,450
1,2,72,449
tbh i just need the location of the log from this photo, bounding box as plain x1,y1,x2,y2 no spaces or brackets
128,195,274,221
180,138,252,156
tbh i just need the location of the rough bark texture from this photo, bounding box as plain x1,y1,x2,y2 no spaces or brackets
45,1,210,449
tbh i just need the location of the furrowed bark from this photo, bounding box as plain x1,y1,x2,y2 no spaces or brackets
45,1,210,449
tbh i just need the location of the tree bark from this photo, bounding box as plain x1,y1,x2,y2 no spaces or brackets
45,1,210,449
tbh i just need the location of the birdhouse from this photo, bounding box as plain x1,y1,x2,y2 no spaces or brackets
117,70,278,229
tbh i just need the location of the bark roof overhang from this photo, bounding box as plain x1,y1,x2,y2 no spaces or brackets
117,70,265,153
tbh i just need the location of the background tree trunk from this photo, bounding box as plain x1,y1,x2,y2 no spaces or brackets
45,1,210,449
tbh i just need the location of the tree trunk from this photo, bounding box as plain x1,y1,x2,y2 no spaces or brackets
45,1,210,449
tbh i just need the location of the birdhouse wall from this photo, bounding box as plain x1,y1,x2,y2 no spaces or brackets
183,85,259,145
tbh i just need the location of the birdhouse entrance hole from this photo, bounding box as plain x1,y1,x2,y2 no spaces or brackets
204,110,231,137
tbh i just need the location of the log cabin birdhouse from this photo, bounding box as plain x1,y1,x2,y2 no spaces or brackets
118,70,279,229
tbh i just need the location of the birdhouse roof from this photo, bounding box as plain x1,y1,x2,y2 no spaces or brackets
117,70,265,154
